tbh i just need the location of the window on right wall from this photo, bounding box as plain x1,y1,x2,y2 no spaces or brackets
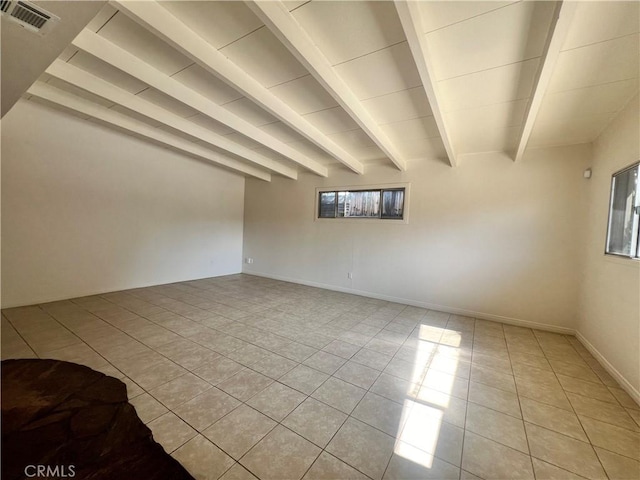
605,161,640,259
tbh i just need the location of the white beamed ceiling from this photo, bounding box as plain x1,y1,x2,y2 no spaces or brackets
21,0,639,180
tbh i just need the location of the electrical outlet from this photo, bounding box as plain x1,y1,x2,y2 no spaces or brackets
348,272,353,279
245,257,254,264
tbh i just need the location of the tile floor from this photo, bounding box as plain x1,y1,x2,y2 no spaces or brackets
2,274,639,480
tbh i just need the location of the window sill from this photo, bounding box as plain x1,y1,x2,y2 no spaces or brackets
603,254,640,268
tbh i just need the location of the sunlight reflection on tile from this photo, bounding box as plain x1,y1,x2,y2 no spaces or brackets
423,369,456,394
397,401,444,468
394,440,437,469
439,330,461,347
418,326,445,343
417,386,451,409
430,354,461,377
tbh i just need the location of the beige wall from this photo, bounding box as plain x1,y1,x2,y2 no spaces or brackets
243,145,591,332
578,95,640,396
1,100,245,307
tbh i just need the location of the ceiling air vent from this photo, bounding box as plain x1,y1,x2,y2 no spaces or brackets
0,0,59,36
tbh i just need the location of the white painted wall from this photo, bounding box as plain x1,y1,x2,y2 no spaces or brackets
578,95,640,395
243,145,591,331
1,100,245,307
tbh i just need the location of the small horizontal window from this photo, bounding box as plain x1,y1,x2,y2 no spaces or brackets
605,161,640,259
318,188,405,220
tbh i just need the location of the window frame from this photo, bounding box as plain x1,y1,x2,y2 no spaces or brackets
604,161,640,261
315,183,410,224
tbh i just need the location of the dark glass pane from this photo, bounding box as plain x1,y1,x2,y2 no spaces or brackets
344,190,380,217
382,189,404,219
319,192,337,218
607,164,639,256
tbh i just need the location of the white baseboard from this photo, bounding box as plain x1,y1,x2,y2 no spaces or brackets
575,331,640,406
243,270,576,335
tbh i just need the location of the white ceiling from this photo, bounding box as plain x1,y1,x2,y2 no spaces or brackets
12,0,640,181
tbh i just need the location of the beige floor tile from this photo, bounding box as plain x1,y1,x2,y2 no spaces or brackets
128,361,187,390
271,341,317,363
334,361,381,389
366,338,401,356
549,359,601,384
110,350,165,377
461,430,534,480
203,404,277,460
303,351,346,375
609,386,640,410
384,357,427,383
217,369,273,402
11,278,640,480
148,412,198,453
193,357,245,385
509,352,552,371
174,387,241,431
246,381,306,422
627,408,640,428
167,346,221,371
241,425,321,480
283,398,347,448
311,377,366,414
326,418,395,480
350,348,393,371
520,397,588,442
512,364,560,387
465,403,528,453
149,372,212,409
580,416,640,460
1,338,37,359
460,469,483,480
393,345,420,364
472,352,512,375
468,381,521,418
557,374,618,404
120,376,144,399
531,458,588,480
303,452,369,480
595,447,640,480
515,376,572,411
371,373,420,404
322,340,361,359
172,434,234,480
525,423,606,479
352,392,406,437
568,393,639,432
383,449,460,480
470,364,516,393
38,343,108,370
280,364,329,395
221,344,268,368
219,464,258,480
129,392,169,424
250,353,298,380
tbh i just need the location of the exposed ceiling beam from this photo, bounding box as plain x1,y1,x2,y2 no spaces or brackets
113,0,365,174
46,60,298,179
394,0,457,167
248,1,406,172
514,1,577,162
72,29,328,177
28,81,271,181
